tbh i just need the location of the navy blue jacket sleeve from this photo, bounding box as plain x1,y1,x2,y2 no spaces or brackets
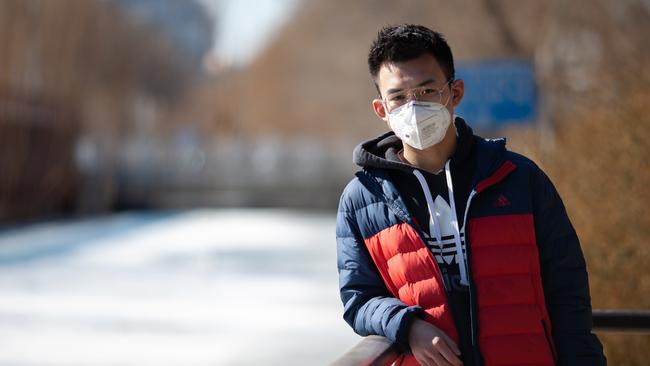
532,168,607,365
336,182,424,351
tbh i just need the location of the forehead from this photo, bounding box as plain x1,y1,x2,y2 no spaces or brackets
376,53,446,92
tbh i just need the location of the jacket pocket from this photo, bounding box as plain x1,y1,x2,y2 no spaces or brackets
541,319,558,362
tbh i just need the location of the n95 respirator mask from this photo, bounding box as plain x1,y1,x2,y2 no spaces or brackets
387,101,451,150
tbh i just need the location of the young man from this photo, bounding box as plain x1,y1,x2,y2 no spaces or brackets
336,24,606,366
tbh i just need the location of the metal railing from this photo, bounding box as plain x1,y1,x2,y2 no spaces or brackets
331,309,650,366
591,309,650,332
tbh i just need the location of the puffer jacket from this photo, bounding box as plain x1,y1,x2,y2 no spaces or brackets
336,123,606,365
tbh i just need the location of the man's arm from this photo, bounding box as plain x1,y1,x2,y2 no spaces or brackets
336,192,424,351
532,168,607,366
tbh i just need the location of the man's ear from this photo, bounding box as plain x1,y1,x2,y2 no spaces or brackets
450,79,464,107
372,98,388,121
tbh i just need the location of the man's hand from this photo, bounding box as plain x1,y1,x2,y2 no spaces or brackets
408,318,463,366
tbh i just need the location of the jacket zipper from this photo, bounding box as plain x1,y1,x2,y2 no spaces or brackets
461,160,517,366
462,190,482,365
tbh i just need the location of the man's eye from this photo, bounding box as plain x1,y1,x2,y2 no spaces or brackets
422,88,436,95
389,94,405,101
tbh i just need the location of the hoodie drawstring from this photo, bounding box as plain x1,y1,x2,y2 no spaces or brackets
412,161,469,286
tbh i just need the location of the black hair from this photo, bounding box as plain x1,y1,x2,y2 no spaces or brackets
368,24,455,86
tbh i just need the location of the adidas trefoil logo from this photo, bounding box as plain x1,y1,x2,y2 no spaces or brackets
493,193,511,207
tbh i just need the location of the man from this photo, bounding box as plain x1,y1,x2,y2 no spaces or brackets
336,24,606,366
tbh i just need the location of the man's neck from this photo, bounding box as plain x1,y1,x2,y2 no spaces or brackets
402,130,457,174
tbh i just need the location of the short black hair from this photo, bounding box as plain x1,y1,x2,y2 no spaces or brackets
368,24,455,84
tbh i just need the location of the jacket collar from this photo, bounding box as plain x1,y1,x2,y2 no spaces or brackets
356,135,516,217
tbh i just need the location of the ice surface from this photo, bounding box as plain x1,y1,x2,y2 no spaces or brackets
0,209,359,366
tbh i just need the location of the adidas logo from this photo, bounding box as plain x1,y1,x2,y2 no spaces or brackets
493,194,511,207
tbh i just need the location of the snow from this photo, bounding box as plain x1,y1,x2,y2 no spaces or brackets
0,209,359,365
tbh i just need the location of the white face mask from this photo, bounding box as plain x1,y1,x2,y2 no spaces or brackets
387,100,451,150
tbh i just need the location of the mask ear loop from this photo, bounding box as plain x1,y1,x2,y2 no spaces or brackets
449,78,462,107
443,78,455,107
378,99,392,121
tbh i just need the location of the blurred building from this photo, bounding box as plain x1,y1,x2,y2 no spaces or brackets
115,0,214,72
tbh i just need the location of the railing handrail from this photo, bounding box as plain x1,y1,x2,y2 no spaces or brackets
330,309,650,366
592,308,650,332
330,335,398,366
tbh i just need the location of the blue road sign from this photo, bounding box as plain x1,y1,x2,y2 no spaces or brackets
455,59,538,130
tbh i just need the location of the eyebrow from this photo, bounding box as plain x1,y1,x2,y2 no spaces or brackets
385,78,436,95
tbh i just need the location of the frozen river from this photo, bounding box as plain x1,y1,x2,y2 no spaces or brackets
0,209,359,366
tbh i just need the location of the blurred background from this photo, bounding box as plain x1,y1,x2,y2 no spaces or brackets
0,0,648,365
